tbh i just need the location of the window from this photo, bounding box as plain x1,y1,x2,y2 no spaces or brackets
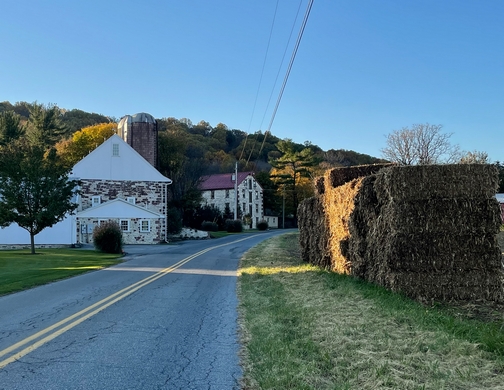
225,202,230,210
242,203,246,212
249,192,252,203
127,197,136,205
120,219,130,232
211,190,215,199
248,179,252,189
225,189,229,198
255,191,258,200
140,220,150,232
92,196,101,207
255,204,259,213
98,219,107,226
112,143,119,156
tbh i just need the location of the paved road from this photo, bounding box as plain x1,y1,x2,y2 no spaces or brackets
0,231,289,390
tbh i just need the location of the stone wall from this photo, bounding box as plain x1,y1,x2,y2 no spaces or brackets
77,217,163,245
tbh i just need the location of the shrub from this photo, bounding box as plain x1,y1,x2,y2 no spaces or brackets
201,220,219,232
257,220,269,231
167,207,183,235
226,219,243,233
93,221,123,254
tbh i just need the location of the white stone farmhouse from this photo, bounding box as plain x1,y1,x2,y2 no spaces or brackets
199,172,264,229
0,134,172,246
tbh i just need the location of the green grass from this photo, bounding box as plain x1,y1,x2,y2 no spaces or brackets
238,233,504,390
0,249,123,296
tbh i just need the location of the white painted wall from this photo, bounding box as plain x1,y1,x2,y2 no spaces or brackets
0,217,75,245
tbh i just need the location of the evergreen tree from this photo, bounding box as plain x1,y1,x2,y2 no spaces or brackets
26,102,69,147
0,110,24,146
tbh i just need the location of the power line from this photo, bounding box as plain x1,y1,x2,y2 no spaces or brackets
258,0,314,159
240,0,280,162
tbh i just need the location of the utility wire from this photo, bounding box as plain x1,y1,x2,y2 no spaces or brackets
240,0,280,162
258,0,314,159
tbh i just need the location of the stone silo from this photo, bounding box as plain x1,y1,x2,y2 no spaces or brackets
118,112,158,168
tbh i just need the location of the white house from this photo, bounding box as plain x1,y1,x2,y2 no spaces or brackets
199,172,264,229
0,135,172,246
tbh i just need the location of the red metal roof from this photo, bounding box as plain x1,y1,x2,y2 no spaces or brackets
199,172,255,190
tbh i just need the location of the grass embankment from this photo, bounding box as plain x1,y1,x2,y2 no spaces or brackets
0,249,123,296
238,233,504,390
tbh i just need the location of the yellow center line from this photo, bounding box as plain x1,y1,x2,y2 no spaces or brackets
0,235,257,369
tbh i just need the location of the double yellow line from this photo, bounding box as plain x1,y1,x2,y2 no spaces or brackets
0,235,256,369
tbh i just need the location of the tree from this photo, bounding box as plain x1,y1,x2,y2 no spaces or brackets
0,111,24,146
25,102,69,148
270,139,321,224
459,150,489,164
0,139,80,254
381,123,461,165
55,122,117,168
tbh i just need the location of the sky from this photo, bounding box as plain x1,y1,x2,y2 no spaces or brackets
1,0,503,161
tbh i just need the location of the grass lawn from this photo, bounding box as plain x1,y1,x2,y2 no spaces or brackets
238,232,504,390
0,249,123,296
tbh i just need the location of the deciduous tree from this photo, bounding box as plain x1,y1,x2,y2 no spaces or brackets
381,123,461,165
55,122,117,168
0,140,80,254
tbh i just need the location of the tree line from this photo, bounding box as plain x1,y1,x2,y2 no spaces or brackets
2,102,500,245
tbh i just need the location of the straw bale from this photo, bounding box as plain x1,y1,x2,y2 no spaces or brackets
376,233,502,272
377,198,501,235
298,197,331,268
382,271,504,302
314,177,325,195
328,163,393,188
347,175,381,278
374,164,499,202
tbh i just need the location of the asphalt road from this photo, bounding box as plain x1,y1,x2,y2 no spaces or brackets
0,230,289,390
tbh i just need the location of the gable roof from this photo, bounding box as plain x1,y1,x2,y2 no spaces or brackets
199,172,258,191
71,134,172,183
76,198,165,218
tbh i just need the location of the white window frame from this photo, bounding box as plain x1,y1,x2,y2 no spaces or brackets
112,143,119,156
127,197,136,205
92,196,101,207
98,219,107,226
140,220,150,233
120,219,130,232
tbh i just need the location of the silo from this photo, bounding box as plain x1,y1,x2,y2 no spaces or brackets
118,112,158,168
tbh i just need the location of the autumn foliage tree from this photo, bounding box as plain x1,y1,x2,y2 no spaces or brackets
55,122,117,168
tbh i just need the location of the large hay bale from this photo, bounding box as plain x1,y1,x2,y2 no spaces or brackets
328,163,394,188
298,197,330,268
373,164,499,201
322,174,365,274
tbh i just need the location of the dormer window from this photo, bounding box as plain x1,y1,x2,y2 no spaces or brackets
112,143,119,156
127,197,136,205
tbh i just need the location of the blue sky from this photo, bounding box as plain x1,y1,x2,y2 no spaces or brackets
1,1,503,161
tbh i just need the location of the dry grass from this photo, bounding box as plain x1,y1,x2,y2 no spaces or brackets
238,233,504,390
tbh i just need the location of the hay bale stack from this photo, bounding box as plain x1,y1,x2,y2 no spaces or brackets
321,165,391,274
354,164,503,302
298,196,330,267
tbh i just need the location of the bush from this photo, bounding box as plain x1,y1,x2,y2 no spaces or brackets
226,219,243,233
167,207,183,235
93,221,123,254
201,220,219,232
257,220,269,231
